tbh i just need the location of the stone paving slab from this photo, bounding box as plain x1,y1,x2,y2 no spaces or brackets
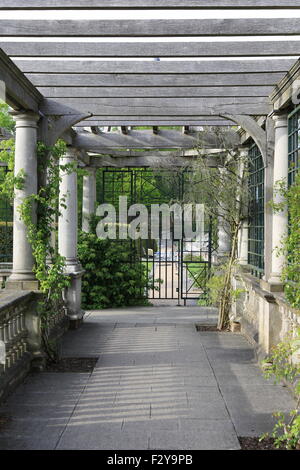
0,305,296,450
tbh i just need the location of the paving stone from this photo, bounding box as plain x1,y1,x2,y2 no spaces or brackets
149,429,240,450
0,305,295,450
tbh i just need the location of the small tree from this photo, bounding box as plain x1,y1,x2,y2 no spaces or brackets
185,128,249,329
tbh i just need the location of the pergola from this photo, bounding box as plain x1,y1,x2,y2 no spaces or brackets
0,1,300,321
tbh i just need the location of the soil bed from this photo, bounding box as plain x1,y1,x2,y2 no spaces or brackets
238,437,290,450
195,324,229,332
45,357,98,373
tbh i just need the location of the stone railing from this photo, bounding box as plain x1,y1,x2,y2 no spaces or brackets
232,269,300,361
0,263,12,289
0,291,34,402
0,290,69,403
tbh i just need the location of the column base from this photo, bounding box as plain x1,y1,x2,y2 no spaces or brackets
260,278,285,293
69,317,84,330
5,279,40,291
63,264,85,322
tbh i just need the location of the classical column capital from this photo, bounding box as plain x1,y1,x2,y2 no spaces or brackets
61,146,79,161
272,112,288,129
10,110,39,129
85,166,97,174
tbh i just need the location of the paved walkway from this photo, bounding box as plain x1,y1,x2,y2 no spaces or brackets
0,306,296,450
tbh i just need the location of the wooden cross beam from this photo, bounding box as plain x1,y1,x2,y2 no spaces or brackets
3,41,300,58
1,19,300,37
1,1,300,9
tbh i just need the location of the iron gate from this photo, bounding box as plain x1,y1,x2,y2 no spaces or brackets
99,168,213,304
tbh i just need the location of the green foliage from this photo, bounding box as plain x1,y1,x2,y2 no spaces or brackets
17,140,73,361
204,263,245,308
272,171,300,309
261,328,300,450
78,231,150,309
0,103,15,131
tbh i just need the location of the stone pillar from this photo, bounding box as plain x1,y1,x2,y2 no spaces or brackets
237,148,249,265
268,113,289,290
58,147,84,324
6,111,39,290
82,167,97,232
217,169,231,261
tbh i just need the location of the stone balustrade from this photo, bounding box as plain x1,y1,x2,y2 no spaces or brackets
0,290,69,403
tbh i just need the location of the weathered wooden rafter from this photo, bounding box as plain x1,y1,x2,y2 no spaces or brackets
14,59,295,74
72,128,240,151
0,49,42,111
1,1,299,9
1,19,300,37
3,41,300,58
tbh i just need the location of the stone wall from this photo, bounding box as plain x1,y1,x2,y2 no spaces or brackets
232,270,300,362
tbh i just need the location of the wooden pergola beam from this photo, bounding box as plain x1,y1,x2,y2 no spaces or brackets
36,86,274,99
74,119,234,127
3,41,300,58
24,72,287,88
1,1,300,9
41,96,272,116
89,155,219,169
1,19,300,37
0,49,42,111
72,128,240,151
15,59,295,74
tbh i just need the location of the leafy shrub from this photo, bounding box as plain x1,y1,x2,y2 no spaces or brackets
203,263,245,307
78,231,150,309
271,171,300,309
261,328,300,449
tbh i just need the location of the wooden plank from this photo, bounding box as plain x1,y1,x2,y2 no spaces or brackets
26,72,286,87
90,155,200,169
74,120,234,126
15,59,294,74
37,85,273,98
4,41,300,58
41,96,272,116
0,49,42,111
73,128,240,150
1,1,300,9
1,19,300,37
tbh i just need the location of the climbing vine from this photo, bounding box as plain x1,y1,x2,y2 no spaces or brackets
272,171,300,309
17,141,77,361
0,105,75,361
261,328,300,449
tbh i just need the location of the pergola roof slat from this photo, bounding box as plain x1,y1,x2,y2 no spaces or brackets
14,59,295,74
41,96,271,116
37,86,273,98
1,1,300,9
25,72,286,87
1,19,300,37
74,120,234,126
3,41,300,58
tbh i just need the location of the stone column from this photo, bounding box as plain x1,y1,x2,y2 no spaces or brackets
82,167,97,232
268,113,289,290
237,148,249,265
6,111,39,290
58,147,84,324
217,168,231,261
217,217,231,260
